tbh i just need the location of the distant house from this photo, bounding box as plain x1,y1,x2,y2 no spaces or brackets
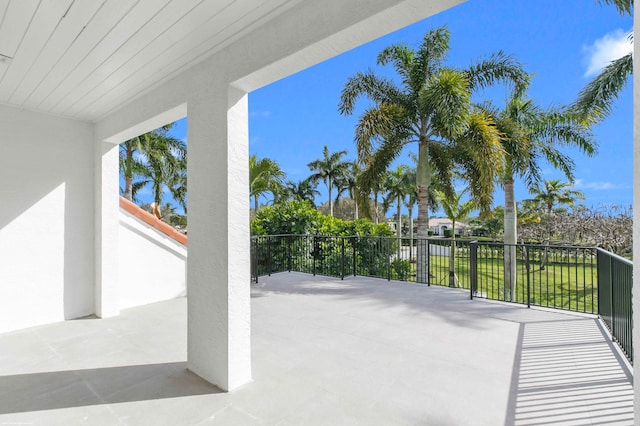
386,217,469,237
429,218,469,237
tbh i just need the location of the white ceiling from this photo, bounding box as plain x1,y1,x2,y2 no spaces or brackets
0,0,301,122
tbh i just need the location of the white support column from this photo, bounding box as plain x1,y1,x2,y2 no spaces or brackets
95,141,120,317
187,84,252,391
633,3,639,421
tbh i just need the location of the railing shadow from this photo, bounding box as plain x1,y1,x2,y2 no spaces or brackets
0,362,221,415
504,318,633,426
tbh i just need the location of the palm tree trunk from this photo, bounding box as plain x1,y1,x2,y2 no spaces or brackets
254,195,259,214
123,142,134,201
124,176,133,201
449,221,457,287
416,184,429,283
415,141,431,284
396,196,402,259
503,179,517,301
354,191,359,220
409,205,414,263
328,178,333,217
374,190,379,224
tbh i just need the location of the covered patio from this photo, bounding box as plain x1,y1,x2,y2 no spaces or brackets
0,273,632,425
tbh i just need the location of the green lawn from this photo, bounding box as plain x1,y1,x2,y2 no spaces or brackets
253,237,600,314
424,252,598,314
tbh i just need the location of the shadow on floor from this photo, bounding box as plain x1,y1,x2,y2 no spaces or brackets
0,362,221,414
504,318,633,426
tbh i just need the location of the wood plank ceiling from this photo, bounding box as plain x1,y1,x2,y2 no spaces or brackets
0,0,300,122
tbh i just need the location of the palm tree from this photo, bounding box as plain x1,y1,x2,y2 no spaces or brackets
402,165,418,259
407,152,440,233
334,161,362,219
482,89,595,300
528,179,585,269
120,127,187,209
307,145,350,217
572,0,633,122
284,179,320,205
437,189,476,287
119,126,186,207
382,166,411,256
339,26,528,282
530,180,585,218
250,154,285,213
370,179,384,224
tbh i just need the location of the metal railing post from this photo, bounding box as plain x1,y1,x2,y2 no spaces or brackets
254,238,260,284
288,235,292,272
341,237,345,280
387,238,391,281
470,241,478,300
353,236,357,277
427,239,431,286
312,236,317,276
610,255,616,339
267,236,272,276
524,245,531,308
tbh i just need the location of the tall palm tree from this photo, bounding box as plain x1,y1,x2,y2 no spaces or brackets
249,154,285,213
284,179,320,205
120,127,187,209
482,89,595,300
530,180,585,217
371,179,384,224
407,152,440,232
402,165,418,258
528,179,585,269
119,125,186,206
383,166,411,256
334,161,362,219
339,26,528,282
572,0,633,122
307,145,350,217
437,189,476,287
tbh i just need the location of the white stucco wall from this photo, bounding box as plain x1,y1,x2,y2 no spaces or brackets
118,209,187,310
0,105,94,334
633,3,639,422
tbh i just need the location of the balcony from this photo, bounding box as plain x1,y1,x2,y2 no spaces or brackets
0,272,632,425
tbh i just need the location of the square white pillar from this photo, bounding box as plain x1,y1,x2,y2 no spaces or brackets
94,141,120,317
187,84,252,391
633,3,639,421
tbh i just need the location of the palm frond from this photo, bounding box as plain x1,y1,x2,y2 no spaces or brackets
465,51,530,96
571,52,632,122
338,71,402,115
596,0,633,15
377,43,413,87
421,68,471,140
411,26,450,90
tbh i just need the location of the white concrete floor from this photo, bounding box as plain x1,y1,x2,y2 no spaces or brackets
0,272,633,425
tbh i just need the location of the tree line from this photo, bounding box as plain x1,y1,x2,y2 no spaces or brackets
119,1,632,262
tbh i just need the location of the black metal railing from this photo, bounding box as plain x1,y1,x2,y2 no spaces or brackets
251,234,633,363
469,242,598,314
597,249,633,362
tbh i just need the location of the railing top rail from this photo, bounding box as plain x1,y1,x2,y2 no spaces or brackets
250,234,361,239
596,247,633,267
473,241,599,250
250,234,623,257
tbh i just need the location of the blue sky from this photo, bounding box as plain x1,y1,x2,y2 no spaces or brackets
160,0,633,216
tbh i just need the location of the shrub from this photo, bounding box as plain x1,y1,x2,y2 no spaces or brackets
251,200,393,237
391,258,412,281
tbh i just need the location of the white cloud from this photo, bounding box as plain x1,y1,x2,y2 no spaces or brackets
583,29,633,77
574,179,616,190
250,110,271,118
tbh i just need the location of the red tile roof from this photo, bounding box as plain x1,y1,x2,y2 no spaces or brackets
119,197,187,246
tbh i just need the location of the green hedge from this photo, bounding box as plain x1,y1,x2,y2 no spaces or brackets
251,200,393,237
